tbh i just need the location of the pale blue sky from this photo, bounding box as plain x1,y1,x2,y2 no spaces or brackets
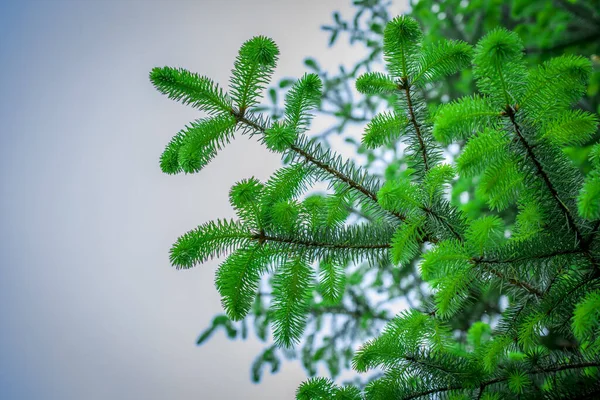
0,1,407,398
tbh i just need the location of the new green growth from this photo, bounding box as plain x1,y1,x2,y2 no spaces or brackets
150,15,600,399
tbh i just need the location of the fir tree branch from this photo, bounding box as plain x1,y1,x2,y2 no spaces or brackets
506,107,584,245
233,111,409,223
436,259,543,299
293,140,463,244
402,354,463,377
236,110,466,246
479,248,584,265
496,66,512,106
423,205,463,241
474,248,590,298
345,205,375,222
403,361,600,399
509,107,599,271
543,272,597,317
252,232,392,251
402,383,461,399
477,264,543,297
401,79,430,172
155,22,600,396
290,144,380,205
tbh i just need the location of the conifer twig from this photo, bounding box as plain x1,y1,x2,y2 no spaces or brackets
403,361,600,399
507,107,598,272
234,112,408,223
252,232,391,250
506,107,584,244
401,78,430,172
237,111,468,245
477,264,543,297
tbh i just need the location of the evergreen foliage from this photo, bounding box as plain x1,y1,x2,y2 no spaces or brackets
151,10,600,400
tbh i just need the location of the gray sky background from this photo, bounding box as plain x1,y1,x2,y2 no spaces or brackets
0,1,407,399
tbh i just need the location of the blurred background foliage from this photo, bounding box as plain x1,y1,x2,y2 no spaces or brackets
199,0,600,387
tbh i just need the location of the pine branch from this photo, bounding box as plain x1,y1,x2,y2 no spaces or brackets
246,89,461,247
233,112,408,223
474,248,591,298
149,67,232,115
290,144,380,206
403,362,600,400
400,78,430,172
252,231,392,251
153,19,600,398
479,248,584,265
543,272,597,318
422,204,462,241
506,106,584,245
477,264,543,298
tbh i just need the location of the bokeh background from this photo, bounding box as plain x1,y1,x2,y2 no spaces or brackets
0,1,408,399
